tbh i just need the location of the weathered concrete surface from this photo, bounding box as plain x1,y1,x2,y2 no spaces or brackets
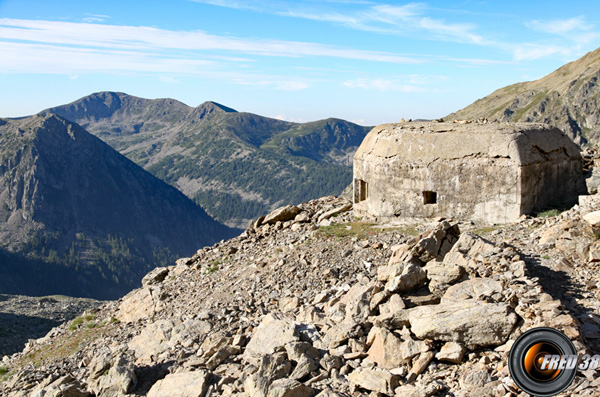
353,122,586,224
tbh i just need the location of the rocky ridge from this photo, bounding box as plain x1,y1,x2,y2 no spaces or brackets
445,47,600,146
0,114,236,299
2,194,600,396
43,92,372,228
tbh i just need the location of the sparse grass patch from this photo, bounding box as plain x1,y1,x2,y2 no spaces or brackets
318,222,419,239
0,366,7,376
68,316,84,331
318,222,375,239
1,368,13,384
83,313,95,322
474,226,499,235
536,209,563,218
68,313,97,331
17,325,111,368
381,225,420,236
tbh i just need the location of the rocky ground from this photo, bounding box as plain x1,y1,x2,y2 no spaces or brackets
1,194,600,396
0,295,101,358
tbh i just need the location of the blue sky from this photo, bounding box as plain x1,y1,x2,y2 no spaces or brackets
0,0,599,125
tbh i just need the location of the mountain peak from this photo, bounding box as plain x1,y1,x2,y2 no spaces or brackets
0,114,235,299
197,101,237,113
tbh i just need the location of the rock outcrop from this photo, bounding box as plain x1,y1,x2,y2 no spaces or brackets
2,193,600,396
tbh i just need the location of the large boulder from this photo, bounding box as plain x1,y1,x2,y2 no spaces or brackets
381,263,427,293
424,261,465,293
128,319,175,362
245,313,318,360
147,371,211,397
365,327,404,369
263,205,302,224
91,355,137,396
117,287,162,323
348,368,399,395
441,278,503,302
244,353,293,397
408,301,517,349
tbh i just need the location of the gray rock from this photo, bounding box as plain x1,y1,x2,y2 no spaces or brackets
91,355,137,396
264,206,302,224
408,301,517,348
435,341,466,364
365,326,404,369
244,353,292,397
442,278,503,302
384,262,427,293
128,319,175,362
347,367,399,395
142,267,170,287
245,313,300,359
424,260,465,292
169,319,212,349
267,378,315,397
147,370,210,397
317,203,352,224
117,286,161,323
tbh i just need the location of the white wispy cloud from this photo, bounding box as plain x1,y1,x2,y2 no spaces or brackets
231,79,309,90
527,16,593,37
0,17,423,77
0,41,216,74
191,0,484,44
512,44,573,61
342,78,424,92
342,74,449,92
515,16,600,60
82,14,111,23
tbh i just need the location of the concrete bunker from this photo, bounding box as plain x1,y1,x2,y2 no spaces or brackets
353,122,586,224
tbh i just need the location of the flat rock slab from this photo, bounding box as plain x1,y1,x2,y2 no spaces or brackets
147,371,210,397
408,301,517,349
263,205,301,224
244,312,300,359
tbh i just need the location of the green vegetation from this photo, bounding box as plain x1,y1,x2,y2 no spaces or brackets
318,222,375,239
17,324,112,368
68,316,84,331
536,209,563,218
206,264,219,273
474,226,499,235
154,141,355,224
0,367,12,384
318,221,424,240
7,229,175,299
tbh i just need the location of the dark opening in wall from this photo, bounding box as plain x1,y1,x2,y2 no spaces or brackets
354,179,368,203
423,191,437,204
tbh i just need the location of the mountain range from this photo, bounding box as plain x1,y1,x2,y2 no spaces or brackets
43,92,372,228
0,114,235,299
446,47,600,146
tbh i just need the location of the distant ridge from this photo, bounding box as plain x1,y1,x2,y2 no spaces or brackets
0,113,236,299
43,92,372,228
445,47,600,146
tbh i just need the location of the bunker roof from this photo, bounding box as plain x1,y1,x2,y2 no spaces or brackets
355,122,580,166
